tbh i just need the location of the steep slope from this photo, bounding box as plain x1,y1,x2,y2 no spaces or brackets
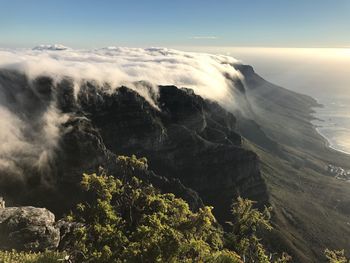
0,70,203,214
0,70,268,226
72,82,269,223
235,64,350,262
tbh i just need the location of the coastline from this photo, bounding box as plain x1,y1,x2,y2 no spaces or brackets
311,99,350,156
240,65,350,262
314,126,350,156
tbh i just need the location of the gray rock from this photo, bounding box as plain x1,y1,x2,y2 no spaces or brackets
55,219,82,250
0,206,60,251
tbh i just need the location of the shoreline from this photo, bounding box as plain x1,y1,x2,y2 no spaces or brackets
311,100,350,156
314,126,350,156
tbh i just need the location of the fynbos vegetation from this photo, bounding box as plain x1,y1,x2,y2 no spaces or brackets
63,156,289,263
0,156,348,262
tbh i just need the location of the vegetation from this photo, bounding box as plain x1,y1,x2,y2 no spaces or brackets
324,249,349,263
65,155,290,263
67,156,241,262
0,250,65,263
225,197,291,263
0,155,348,262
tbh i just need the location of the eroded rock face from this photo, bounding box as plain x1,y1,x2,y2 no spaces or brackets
76,84,268,223
0,206,60,251
0,71,269,225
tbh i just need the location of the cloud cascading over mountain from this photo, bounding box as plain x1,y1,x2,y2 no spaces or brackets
0,46,243,181
0,46,242,107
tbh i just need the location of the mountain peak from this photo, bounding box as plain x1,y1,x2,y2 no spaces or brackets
32,44,70,51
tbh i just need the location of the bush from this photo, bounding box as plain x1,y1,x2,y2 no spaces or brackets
225,197,291,263
325,249,349,263
0,250,65,263
1,155,349,263
68,155,242,263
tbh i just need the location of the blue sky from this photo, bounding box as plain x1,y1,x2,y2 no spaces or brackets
0,0,349,48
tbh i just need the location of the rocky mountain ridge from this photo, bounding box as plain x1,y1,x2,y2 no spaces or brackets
1,63,349,262
0,68,268,226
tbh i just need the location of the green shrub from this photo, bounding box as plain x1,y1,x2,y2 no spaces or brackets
325,249,349,263
1,155,349,263
68,155,241,262
0,250,65,263
225,197,291,263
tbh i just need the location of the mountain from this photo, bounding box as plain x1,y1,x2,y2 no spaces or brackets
0,69,267,223
235,65,350,262
0,53,349,262
32,44,70,51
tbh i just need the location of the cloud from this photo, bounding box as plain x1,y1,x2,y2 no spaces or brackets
0,46,243,182
189,36,218,40
0,46,241,108
0,72,69,184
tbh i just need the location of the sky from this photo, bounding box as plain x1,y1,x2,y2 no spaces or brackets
0,0,350,48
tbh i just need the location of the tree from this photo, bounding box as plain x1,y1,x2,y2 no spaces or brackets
225,197,291,263
325,249,349,263
68,155,241,263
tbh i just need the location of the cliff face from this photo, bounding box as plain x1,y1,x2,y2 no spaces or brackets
77,84,267,222
0,70,268,224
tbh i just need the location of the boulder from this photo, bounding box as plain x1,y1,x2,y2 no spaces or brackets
0,206,60,251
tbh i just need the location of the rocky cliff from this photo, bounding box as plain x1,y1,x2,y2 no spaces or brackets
77,84,267,222
0,70,268,225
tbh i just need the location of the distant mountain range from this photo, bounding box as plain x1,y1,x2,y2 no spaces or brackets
32,44,70,50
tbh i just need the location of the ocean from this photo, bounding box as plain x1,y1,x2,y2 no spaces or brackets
182,47,350,155
312,96,350,154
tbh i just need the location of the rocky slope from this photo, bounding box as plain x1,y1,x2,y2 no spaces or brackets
77,84,267,223
0,69,268,226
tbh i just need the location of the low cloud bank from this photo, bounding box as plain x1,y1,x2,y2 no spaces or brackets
0,46,242,183
0,46,242,107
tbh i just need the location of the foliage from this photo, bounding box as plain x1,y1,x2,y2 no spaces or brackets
116,154,148,178
1,154,349,263
225,197,291,263
68,155,242,263
0,250,65,263
325,249,349,263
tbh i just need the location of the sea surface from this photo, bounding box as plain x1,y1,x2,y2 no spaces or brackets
181,47,350,155
312,96,350,154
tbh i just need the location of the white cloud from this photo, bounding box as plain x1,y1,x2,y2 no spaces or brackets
0,46,241,108
0,46,243,180
190,36,218,40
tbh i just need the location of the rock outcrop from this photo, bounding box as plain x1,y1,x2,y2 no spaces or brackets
0,206,60,251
